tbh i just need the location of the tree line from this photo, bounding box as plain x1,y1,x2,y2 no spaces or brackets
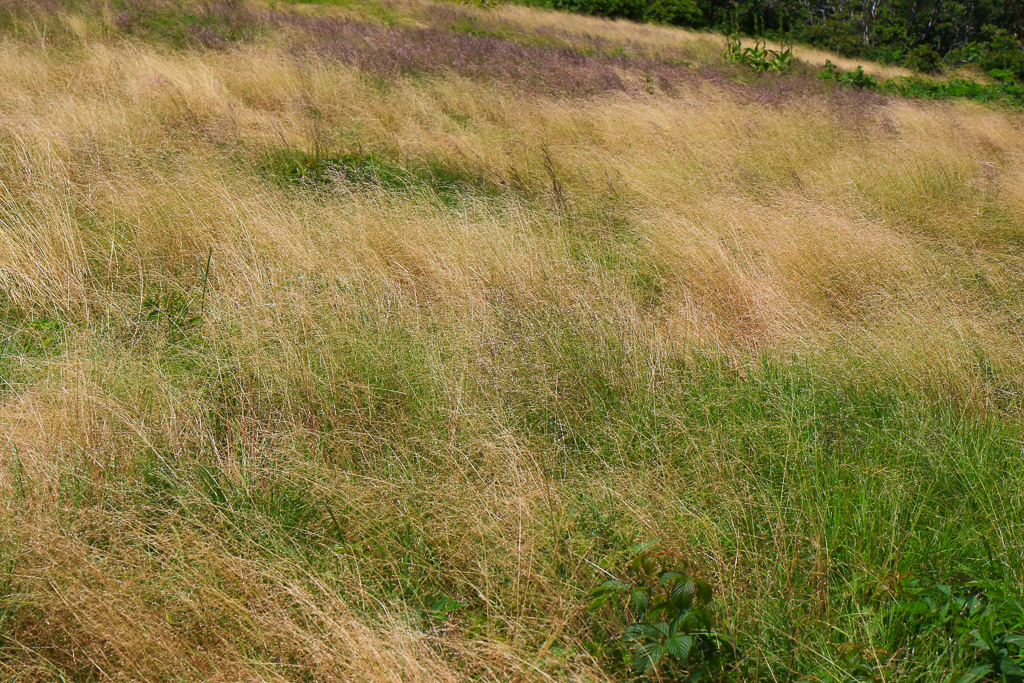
516,0,1024,80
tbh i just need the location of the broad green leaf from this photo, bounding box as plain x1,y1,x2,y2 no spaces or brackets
670,611,690,635
592,579,627,595
631,588,649,614
633,642,664,674
672,579,696,609
623,624,645,642
659,570,688,585
639,623,663,640
665,634,693,662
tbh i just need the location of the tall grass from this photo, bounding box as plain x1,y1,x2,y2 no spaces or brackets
0,0,1022,680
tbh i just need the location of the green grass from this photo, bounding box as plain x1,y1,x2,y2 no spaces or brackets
0,304,64,393
256,146,502,204
12,298,1020,679
99,0,269,49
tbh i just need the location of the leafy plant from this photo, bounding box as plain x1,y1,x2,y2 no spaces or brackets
724,35,793,73
587,541,738,680
887,580,1024,683
820,61,878,88
820,60,1024,108
906,44,942,74
768,43,793,72
424,595,470,621
723,33,744,62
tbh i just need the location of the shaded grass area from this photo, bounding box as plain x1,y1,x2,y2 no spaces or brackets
257,146,502,201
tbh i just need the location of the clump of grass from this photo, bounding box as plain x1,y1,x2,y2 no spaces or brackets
257,146,500,201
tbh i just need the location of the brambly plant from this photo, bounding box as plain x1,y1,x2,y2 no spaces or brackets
888,580,1024,683
587,541,739,680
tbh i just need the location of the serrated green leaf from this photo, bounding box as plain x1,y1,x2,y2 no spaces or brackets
592,579,627,595
639,623,663,640
659,570,688,585
672,579,696,609
631,588,649,614
665,634,693,662
623,624,645,642
633,642,664,674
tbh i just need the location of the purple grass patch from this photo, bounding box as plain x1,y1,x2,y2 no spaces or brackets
284,15,640,97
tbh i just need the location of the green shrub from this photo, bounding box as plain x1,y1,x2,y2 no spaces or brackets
526,0,704,27
587,541,739,680
887,579,1024,682
977,33,1024,83
906,45,942,74
644,0,701,26
820,61,878,88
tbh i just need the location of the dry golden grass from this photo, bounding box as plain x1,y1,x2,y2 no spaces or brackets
0,1,1022,680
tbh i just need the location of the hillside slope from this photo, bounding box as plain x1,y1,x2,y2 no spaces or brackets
1,1,1023,680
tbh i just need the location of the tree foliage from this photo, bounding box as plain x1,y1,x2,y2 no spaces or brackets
517,0,1024,79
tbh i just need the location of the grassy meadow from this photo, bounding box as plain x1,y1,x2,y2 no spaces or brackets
0,0,1023,680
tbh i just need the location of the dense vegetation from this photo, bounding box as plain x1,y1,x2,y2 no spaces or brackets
0,0,1022,681
513,0,1024,79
